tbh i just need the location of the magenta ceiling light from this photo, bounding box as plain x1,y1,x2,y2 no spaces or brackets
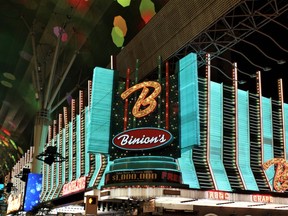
53,26,68,42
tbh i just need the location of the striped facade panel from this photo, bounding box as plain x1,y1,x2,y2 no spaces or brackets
262,97,274,188
68,122,73,182
237,90,258,191
284,104,288,159
76,115,81,178
178,53,200,188
87,67,115,154
209,82,231,191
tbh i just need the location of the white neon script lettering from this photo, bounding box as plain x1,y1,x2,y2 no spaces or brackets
117,134,166,146
121,81,161,118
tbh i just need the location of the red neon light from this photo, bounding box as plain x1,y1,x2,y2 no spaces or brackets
62,176,86,196
124,68,130,130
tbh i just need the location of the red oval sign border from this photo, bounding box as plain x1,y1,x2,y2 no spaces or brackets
112,127,174,151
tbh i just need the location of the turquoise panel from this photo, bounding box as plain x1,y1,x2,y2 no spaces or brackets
284,104,288,159
237,90,258,191
262,97,274,188
62,128,66,184
178,53,200,189
179,52,200,149
69,122,73,181
87,67,115,154
76,115,81,178
209,82,231,191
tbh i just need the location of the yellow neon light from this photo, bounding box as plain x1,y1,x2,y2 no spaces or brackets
121,81,161,118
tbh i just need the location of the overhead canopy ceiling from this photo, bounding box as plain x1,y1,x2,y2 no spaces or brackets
0,0,169,177
1,0,288,179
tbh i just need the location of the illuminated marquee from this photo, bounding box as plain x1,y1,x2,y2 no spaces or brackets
207,191,231,200
112,127,173,150
251,194,273,203
121,81,161,118
62,176,86,196
262,158,288,192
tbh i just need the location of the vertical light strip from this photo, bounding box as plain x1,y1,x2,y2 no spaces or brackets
62,127,66,185
278,79,286,160
85,107,90,176
124,68,130,131
68,121,73,182
157,56,162,127
133,59,139,128
257,71,273,191
206,53,216,189
79,90,85,176
76,114,81,178
165,61,169,130
233,63,245,188
88,80,92,107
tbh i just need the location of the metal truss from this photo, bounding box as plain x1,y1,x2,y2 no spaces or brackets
170,0,288,72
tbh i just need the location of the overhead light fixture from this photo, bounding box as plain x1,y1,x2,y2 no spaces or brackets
36,146,66,166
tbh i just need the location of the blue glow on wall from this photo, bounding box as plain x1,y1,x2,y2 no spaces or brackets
209,82,231,191
23,173,42,212
237,90,258,191
87,67,115,154
178,53,200,189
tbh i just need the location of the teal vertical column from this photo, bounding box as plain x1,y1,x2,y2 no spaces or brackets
285,104,288,159
62,127,66,184
209,82,231,191
262,97,274,188
68,122,73,181
87,67,115,154
178,53,200,189
85,107,90,176
237,90,258,191
76,115,81,178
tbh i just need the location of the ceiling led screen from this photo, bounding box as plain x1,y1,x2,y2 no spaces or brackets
23,173,42,212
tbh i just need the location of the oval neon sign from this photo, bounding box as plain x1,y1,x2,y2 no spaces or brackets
112,127,173,151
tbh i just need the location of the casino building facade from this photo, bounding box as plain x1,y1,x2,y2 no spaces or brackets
4,0,288,215
6,51,288,215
